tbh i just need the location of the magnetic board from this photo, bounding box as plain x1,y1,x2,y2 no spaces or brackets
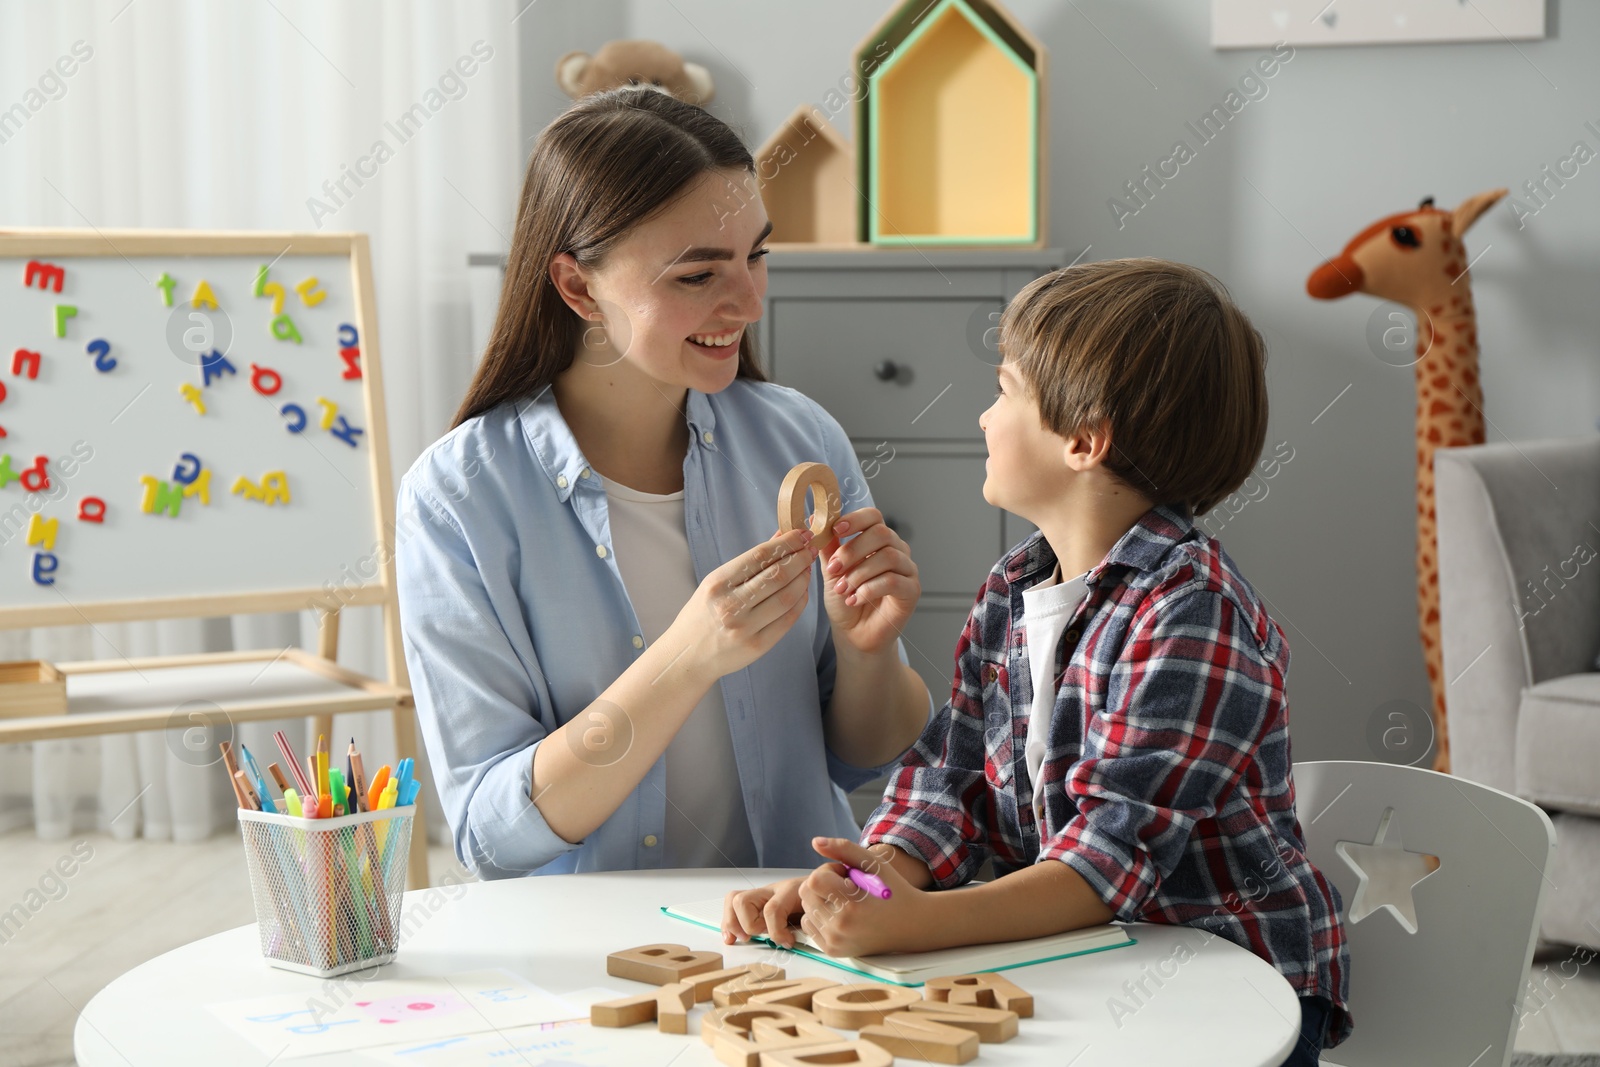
0,230,397,628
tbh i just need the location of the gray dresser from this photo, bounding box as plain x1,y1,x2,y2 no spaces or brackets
467,247,1066,819
760,249,1063,718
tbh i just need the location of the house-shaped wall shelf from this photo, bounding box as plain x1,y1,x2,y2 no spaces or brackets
855,0,1047,247
756,105,858,248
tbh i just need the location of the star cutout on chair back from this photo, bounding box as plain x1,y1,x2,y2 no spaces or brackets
1334,806,1442,934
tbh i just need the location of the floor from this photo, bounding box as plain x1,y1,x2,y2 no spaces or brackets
0,829,1595,1066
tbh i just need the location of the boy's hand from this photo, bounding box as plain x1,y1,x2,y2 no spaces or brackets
797,837,932,958
721,877,806,948
818,509,921,657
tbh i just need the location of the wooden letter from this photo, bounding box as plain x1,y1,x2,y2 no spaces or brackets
655,980,694,1035
711,1017,839,1067
743,976,838,1010
690,963,785,1003
760,1041,894,1067
905,1000,1019,1043
923,972,1033,1017
777,461,842,540
861,1011,979,1064
590,989,658,1029
606,943,724,985
700,1003,817,1047
811,983,923,1030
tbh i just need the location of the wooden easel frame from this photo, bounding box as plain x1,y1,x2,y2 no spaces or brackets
0,229,428,889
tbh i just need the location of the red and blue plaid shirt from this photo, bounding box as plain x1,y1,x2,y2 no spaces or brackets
862,504,1353,1048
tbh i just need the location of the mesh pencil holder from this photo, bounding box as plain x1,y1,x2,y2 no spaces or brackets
237,805,414,978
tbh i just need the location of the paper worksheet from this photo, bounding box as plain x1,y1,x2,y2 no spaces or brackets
208,969,585,1059
359,1020,680,1066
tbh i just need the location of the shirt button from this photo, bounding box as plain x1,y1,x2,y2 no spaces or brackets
1066,628,1081,642
580,467,591,479
642,834,658,847
596,545,608,558
556,474,568,489
632,635,644,649
702,431,714,444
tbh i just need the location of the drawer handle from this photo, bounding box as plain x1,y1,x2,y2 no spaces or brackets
873,359,900,382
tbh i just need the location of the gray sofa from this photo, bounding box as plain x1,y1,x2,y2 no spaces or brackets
1436,436,1600,950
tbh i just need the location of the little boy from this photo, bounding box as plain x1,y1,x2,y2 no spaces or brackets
722,258,1352,1064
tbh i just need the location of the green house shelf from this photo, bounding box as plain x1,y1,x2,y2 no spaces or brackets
855,0,1047,247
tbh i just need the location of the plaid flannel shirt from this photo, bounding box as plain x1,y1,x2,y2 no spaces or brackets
862,504,1353,1048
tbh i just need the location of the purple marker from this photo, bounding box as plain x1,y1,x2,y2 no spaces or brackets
848,866,891,900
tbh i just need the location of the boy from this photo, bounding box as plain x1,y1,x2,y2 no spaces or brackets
722,259,1352,1064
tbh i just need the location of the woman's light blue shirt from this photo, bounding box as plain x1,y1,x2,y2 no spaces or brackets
395,379,933,879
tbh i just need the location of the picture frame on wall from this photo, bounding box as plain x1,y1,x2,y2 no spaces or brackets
1211,0,1546,49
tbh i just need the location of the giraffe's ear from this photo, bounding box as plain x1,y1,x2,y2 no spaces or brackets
1450,188,1508,236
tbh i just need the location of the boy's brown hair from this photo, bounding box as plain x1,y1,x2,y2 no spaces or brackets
1001,257,1268,517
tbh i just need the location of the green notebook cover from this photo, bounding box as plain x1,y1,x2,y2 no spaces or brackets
661,896,1136,987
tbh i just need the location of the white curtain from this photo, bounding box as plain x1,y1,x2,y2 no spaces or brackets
0,0,520,843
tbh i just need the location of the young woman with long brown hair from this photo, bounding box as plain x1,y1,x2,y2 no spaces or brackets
395,86,933,879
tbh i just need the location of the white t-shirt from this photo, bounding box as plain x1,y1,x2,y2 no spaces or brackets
1020,562,1091,821
602,477,759,869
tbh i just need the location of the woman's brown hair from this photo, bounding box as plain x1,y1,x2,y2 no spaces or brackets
1002,258,1269,517
451,86,767,431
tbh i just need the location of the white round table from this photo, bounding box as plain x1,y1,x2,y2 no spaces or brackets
75,868,1302,1065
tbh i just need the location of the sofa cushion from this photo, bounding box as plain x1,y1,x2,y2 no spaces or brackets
1517,673,1600,815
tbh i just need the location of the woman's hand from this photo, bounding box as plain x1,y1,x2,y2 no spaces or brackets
818,509,920,657
722,877,805,948
669,528,819,682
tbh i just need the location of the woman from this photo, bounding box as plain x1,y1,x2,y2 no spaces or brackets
395,86,933,879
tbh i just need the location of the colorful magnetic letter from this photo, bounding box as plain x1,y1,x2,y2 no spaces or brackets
200,349,236,386
252,265,268,298
77,497,106,522
260,471,289,504
339,347,362,380
139,475,183,517
12,349,40,379
261,281,286,316
19,456,51,492
336,323,359,347
250,363,282,395
180,382,206,415
182,469,212,505
86,339,115,372
173,453,202,485
328,415,364,449
295,277,326,306
32,552,58,586
280,403,306,432
0,455,14,487
270,313,302,343
53,305,76,338
231,471,290,505
191,280,218,310
24,260,65,293
26,513,58,551
316,397,338,430
155,272,177,307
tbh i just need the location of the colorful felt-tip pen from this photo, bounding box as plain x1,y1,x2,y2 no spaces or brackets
848,867,891,900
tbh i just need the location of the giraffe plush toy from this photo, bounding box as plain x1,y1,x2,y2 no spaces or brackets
1306,188,1507,775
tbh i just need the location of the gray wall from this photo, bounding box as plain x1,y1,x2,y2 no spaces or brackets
516,0,1599,766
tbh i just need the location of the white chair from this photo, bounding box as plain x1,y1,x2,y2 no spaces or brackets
1293,760,1557,1066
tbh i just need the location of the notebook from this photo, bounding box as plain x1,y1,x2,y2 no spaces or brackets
661,895,1136,986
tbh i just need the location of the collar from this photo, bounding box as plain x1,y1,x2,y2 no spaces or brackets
517,387,719,503
1003,503,1196,588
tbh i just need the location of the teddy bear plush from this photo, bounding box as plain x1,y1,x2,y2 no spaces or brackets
555,39,714,105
